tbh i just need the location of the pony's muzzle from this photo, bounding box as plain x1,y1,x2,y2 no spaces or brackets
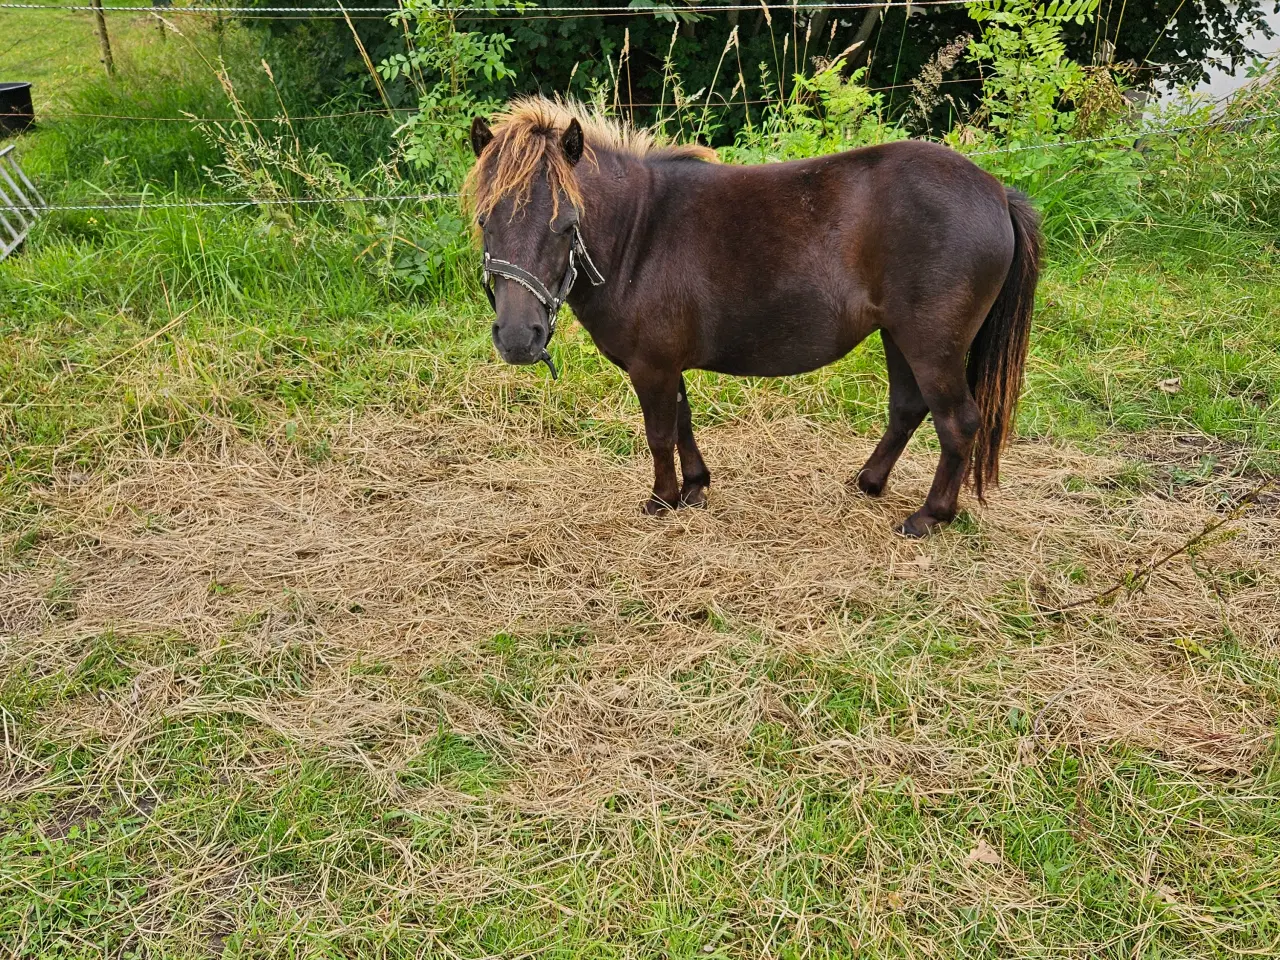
491,316,546,366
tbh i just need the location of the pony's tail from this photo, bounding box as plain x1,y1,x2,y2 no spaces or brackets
967,187,1042,502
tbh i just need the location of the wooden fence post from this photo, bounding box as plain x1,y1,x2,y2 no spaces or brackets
91,0,115,76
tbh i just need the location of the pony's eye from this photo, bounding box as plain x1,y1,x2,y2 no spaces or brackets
477,215,487,228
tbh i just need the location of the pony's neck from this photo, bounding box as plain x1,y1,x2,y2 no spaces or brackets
568,146,648,314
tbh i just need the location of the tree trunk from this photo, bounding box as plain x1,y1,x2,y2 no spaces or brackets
809,9,831,55
846,3,888,71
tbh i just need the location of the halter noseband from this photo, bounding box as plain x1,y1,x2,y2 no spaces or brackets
482,221,605,379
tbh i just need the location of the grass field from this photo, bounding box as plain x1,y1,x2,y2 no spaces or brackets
2,14,1280,959
3,1,179,113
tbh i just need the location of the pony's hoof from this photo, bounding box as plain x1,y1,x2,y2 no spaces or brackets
679,484,708,509
642,496,675,516
855,471,886,498
896,511,939,538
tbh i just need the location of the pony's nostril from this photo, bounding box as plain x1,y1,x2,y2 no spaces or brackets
531,324,544,343
491,322,501,340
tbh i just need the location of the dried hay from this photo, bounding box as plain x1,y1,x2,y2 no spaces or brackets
3,406,1279,953
3,409,1276,817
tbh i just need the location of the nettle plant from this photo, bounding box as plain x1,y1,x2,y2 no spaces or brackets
379,0,521,191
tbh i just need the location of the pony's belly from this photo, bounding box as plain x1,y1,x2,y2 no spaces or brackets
700,310,872,377
702,351,847,378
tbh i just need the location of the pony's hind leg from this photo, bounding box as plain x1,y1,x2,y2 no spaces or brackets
676,375,711,508
856,331,929,497
897,352,981,538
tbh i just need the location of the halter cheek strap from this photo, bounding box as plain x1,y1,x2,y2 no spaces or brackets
482,223,605,379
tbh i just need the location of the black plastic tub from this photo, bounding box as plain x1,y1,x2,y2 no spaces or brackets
0,83,34,137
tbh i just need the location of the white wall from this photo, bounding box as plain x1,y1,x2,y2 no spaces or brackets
1178,8,1279,102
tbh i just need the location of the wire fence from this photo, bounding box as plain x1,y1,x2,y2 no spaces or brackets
38,192,456,210
5,0,1279,214
31,79,988,124
0,1,978,22
0,1,974,13
31,100,1278,132
967,109,1280,156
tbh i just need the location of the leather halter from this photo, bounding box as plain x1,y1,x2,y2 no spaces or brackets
482,221,605,379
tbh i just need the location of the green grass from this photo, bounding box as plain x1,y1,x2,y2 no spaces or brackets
2,627,1278,958
2,15,1280,959
1032,246,1280,454
2,1,164,113
4,215,1279,531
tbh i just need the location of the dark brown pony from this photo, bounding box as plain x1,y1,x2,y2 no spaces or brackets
466,98,1041,536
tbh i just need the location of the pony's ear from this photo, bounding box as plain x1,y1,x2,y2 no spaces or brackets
561,118,584,166
470,116,494,157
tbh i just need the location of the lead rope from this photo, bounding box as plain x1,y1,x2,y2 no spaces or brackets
481,223,605,380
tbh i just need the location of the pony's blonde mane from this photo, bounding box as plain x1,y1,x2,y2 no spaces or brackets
462,96,716,224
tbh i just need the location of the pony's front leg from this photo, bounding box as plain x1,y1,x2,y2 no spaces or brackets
676,375,711,508
630,364,681,515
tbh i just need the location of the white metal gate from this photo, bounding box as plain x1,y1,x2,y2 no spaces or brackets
0,144,46,262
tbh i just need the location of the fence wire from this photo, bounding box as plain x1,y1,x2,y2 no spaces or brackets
37,193,456,211
0,1,973,13
34,79,984,126
967,109,1280,156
